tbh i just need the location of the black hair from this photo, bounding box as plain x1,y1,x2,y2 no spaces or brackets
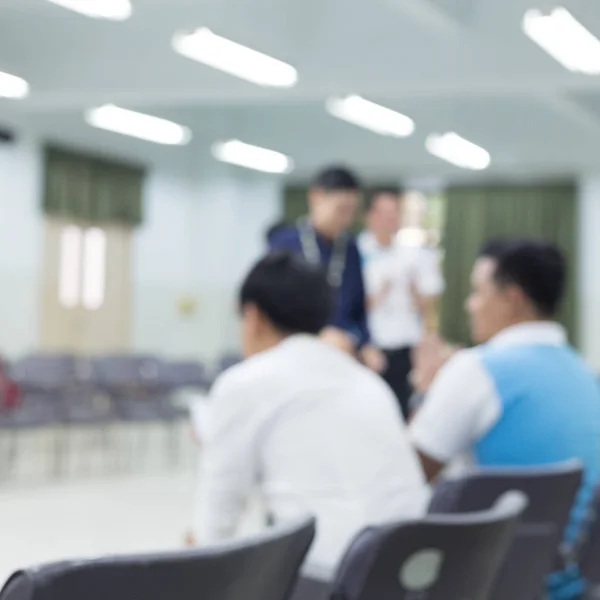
265,221,287,244
239,251,334,335
310,165,361,192
478,238,566,317
366,186,404,211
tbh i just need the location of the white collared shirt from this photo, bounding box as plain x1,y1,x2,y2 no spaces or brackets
195,335,428,570
358,232,445,350
409,321,569,462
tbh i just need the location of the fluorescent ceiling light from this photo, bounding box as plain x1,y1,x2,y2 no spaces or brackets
85,105,191,145
523,7,600,74
212,140,293,174
173,28,297,88
326,95,414,137
47,0,132,20
426,132,490,170
0,71,29,99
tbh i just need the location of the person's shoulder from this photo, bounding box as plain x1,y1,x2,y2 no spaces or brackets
211,345,290,397
435,347,486,382
211,354,267,396
269,224,298,246
337,353,395,395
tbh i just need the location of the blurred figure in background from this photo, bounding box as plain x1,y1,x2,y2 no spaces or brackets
269,166,384,372
192,252,427,571
358,188,444,419
409,239,600,600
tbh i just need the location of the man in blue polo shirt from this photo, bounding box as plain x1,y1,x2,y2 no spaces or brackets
410,238,600,599
269,166,384,372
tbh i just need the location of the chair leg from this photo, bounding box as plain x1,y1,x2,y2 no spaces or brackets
167,421,180,468
0,429,17,481
7,428,18,480
53,426,68,479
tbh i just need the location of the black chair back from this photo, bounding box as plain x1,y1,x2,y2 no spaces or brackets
165,361,209,390
329,492,526,600
428,460,583,600
579,485,600,587
0,517,316,600
13,354,76,392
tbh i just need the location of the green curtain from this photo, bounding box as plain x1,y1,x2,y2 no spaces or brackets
440,182,578,345
282,186,309,225
43,146,145,226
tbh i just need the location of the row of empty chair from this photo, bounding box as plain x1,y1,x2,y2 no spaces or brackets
0,499,525,600
0,352,242,477
4,461,600,600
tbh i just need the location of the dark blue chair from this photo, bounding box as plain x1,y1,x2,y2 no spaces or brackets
294,492,527,600
428,460,583,600
0,517,316,600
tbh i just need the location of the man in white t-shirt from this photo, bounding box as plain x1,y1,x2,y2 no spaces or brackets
358,188,444,419
193,252,428,571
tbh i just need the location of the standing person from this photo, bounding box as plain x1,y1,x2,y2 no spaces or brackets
409,239,600,600
269,166,384,372
192,252,428,571
358,188,444,419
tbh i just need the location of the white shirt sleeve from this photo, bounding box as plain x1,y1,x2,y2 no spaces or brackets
414,248,445,297
409,349,501,463
193,371,263,542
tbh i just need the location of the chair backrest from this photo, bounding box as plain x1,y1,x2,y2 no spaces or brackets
12,354,76,392
165,361,209,389
331,492,527,600
92,355,160,388
428,461,583,600
578,485,600,585
218,353,243,373
0,517,316,600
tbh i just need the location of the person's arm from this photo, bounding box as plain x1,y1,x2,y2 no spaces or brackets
412,293,439,334
351,243,388,372
411,249,446,334
408,350,500,482
367,280,392,310
192,373,262,543
351,241,371,347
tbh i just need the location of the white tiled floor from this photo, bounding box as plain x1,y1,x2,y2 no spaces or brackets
0,472,198,586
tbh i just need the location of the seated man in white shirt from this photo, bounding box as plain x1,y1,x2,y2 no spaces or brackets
409,238,600,600
194,251,428,571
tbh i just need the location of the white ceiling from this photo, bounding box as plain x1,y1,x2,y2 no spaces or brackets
1,0,600,181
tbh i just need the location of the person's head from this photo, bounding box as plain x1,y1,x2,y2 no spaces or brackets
307,166,361,238
239,251,334,357
465,238,566,343
365,187,403,244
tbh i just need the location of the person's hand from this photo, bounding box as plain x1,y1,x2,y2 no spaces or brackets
320,327,355,355
380,279,393,298
409,278,423,308
368,280,393,309
189,424,200,446
411,334,457,393
360,344,387,374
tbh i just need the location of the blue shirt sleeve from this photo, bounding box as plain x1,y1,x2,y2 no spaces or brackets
348,240,370,347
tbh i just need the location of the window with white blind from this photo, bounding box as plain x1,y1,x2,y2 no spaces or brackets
42,219,131,352
58,226,107,310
